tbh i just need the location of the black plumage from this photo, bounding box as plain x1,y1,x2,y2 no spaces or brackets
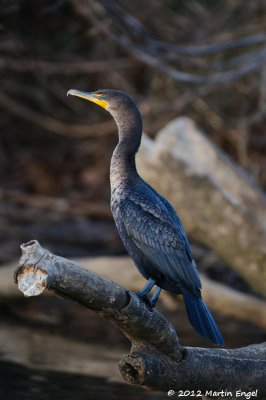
67,88,224,345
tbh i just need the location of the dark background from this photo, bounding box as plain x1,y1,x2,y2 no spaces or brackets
0,1,265,399
1,0,266,261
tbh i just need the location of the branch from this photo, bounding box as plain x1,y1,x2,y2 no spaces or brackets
70,0,266,84
76,256,266,329
3,253,266,331
119,344,266,392
0,92,114,138
0,56,136,75
15,240,184,361
14,240,266,395
96,0,266,56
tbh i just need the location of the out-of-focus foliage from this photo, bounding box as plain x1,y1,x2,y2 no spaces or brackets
0,0,266,262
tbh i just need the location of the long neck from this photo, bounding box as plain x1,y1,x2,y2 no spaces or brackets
110,104,142,191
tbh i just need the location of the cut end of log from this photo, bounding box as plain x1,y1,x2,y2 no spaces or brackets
17,264,48,297
18,240,46,271
119,354,145,385
20,239,42,255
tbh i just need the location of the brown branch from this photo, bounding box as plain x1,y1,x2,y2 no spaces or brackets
71,0,266,84
154,33,266,56
0,92,115,138
14,240,266,396
96,0,266,56
71,0,206,83
0,56,136,75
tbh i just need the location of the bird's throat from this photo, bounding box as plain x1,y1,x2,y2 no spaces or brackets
109,103,142,191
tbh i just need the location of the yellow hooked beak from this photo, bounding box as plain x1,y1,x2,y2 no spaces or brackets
67,89,108,109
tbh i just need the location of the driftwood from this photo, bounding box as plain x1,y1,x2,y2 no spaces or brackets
2,254,266,330
15,240,266,398
136,118,266,297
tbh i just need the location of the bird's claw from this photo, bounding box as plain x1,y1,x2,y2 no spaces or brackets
136,293,154,310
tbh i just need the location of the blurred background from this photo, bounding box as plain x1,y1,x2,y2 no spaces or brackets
0,0,266,399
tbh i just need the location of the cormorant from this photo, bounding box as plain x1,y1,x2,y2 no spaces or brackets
67,88,224,345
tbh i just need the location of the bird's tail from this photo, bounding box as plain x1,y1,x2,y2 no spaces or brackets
183,291,224,345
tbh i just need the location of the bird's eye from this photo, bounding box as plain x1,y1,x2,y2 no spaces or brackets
94,94,105,99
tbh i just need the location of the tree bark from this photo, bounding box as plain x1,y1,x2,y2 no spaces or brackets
14,240,266,399
136,118,266,297
2,254,266,329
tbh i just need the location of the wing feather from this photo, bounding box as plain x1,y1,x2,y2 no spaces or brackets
119,195,201,295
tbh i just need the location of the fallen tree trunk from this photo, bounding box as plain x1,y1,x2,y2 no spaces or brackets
14,240,266,398
136,117,266,297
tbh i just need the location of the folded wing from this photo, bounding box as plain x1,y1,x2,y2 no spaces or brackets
118,193,201,296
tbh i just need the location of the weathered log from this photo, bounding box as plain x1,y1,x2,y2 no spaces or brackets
15,240,184,361
119,344,266,393
14,240,266,398
136,117,266,297
2,253,266,329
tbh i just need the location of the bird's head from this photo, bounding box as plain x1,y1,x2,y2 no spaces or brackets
67,88,136,116
67,88,142,144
